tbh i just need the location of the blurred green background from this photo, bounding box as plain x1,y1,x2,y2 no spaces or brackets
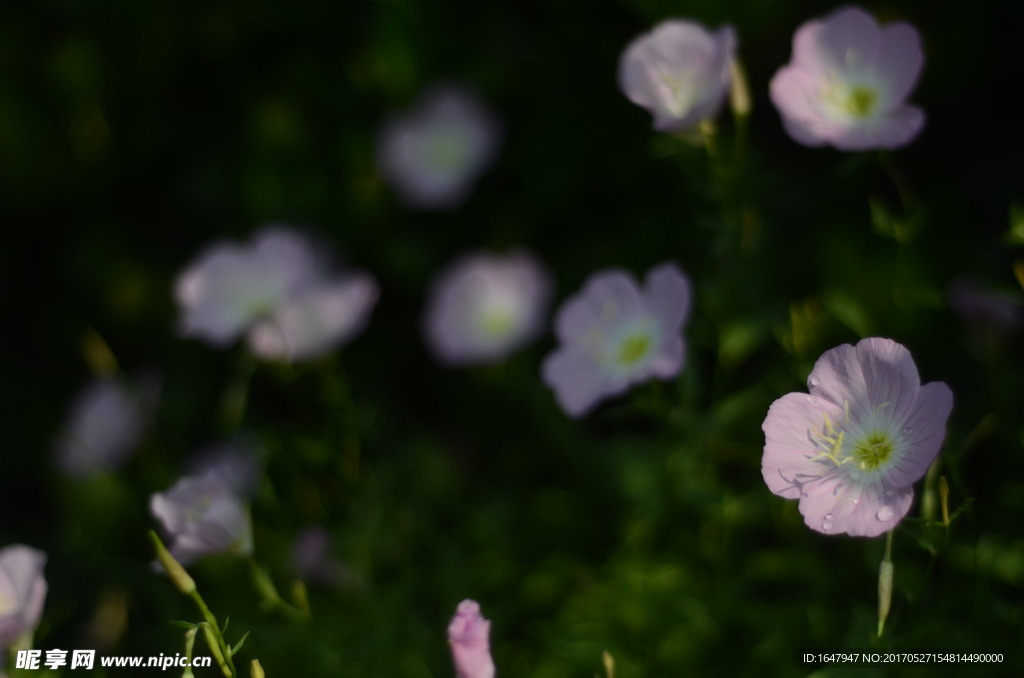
2,0,1022,676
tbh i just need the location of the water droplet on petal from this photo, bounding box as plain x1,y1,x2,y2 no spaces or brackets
810,377,819,387
849,496,860,505
825,513,833,520
903,426,912,434
822,520,833,531
876,506,894,521
806,396,812,402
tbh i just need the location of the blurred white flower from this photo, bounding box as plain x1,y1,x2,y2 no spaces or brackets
377,85,501,210
542,263,692,418
423,251,551,366
770,6,925,150
54,375,157,477
175,226,378,362
618,19,737,132
0,545,47,647
186,441,261,499
150,470,252,565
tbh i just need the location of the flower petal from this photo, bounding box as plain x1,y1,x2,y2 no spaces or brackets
644,262,692,330
542,346,623,418
762,392,845,499
885,381,953,487
554,270,643,344
799,476,913,537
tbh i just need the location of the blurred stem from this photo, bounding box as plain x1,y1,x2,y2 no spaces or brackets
320,360,361,484
875,150,914,211
222,353,256,434
877,530,894,637
248,557,310,622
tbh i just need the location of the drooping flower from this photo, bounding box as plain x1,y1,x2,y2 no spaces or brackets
448,600,495,678
770,6,925,150
150,470,253,565
53,375,157,477
424,251,552,366
761,337,953,537
175,226,378,362
542,263,692,418
377,85,501,210
618,19,737,132
0,545,47,647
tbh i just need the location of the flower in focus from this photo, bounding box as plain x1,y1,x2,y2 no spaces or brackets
424,251,551,366
770,6,925,150
175,226,378,362
542,262,692,418
376,85,501,210
762,337,953,537
448,599,495,678
618,19,737,132
0,545,47,648
150,470,253,565
54,375,158,477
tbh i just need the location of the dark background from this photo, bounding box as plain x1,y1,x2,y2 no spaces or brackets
2,0,1022,676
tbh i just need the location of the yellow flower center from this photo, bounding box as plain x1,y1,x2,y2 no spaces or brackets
844,86,877,117
853,431,894,470
618,334,652,366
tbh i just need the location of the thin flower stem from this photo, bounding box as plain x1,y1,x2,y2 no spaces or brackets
222,352,256,434
248,557,309,622
189,591,238,678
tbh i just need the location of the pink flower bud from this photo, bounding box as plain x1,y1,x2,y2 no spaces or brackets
447,600,495,678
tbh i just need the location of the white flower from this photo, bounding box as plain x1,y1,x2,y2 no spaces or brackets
542,263,692,417
423,251,551,366
54,375,157,477
377,85,501,210
618,19,737,132
0,545,47,647
175,226,378,361
770,6,926,150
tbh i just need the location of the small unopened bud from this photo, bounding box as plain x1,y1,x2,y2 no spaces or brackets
602,650,616,678
251,659,265,678
729,59,751,118
877,559,894,637
149,531,196,595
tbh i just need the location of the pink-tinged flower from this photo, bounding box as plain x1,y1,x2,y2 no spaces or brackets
448,600,494,678
762,338,953,537
618,20,737,132
0,546,47,647
175,226,378,362
53,375,157,477
289,526,350,588
424,251,552,366
150,470,253,565
377,85,501,210
770,6,925,150
947,278,1023,334
542,263,692,418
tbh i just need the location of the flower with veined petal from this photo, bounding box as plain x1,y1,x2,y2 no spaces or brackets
762,337,952,537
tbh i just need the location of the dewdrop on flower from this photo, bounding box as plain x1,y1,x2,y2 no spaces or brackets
175,226,378,362
377,85,501,210
150,470,253,565
424,251,552,366
618,19,737,132
770,6,925,150
0,545,47,648
761,337,953,537
448,600,495,678
542,262,692,418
